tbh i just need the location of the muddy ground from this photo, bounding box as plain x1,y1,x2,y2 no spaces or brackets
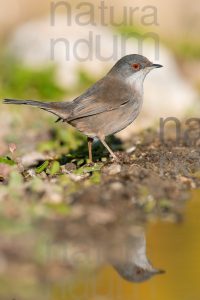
1,123,200,235
0,121,200,287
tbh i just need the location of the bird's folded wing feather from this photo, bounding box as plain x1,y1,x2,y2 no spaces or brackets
67,76,133,121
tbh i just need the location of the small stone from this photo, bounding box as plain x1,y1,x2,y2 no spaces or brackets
110,182,124,191
39,171,47,180
62,163,76,172
21,152,49,168
126,146,136,154
103,164,121,176
68,172,90,182
27,168,36,178
101,157,107,162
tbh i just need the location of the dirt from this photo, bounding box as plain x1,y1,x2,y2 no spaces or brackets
1,124,200,287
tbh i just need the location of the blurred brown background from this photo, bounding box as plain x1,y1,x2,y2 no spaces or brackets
0,0,200,41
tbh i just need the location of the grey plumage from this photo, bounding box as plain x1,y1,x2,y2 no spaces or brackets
4,98,72,120
3,54,162,161
112,228,165,282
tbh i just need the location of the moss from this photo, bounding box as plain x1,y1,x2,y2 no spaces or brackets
0,58,67,100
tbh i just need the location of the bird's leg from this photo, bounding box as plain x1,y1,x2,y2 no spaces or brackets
87,137,94,162
99,137,119,162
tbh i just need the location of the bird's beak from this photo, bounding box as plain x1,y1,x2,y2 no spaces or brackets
157,269,166,274
152,63,163,68
151,268,166,276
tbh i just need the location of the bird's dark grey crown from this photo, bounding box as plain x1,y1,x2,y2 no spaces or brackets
108,54,152,78
114,54,152,69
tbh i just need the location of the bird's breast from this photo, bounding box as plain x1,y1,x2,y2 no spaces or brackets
100,97,143,136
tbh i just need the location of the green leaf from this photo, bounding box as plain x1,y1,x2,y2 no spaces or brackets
74,163,103,175
0,156,16,166
90,171,101,184
36,161,49,174
50,161,60,175
77,159,85,166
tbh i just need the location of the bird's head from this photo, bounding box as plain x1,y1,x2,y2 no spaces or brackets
109,54,162,92
114,263,165,283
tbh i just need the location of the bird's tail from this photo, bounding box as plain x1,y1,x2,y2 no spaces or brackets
4,99,49,107
3,98,71,120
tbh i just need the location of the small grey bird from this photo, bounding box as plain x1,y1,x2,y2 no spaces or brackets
112,228,165,282
4,54,162,162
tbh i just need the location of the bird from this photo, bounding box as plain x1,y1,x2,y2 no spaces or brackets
111,226,165,282
4,54,162,162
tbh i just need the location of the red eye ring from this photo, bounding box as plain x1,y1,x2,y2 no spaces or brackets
132,63,140,70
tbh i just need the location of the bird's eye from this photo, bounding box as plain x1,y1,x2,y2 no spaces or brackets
132,63,140,70
136,267,144,275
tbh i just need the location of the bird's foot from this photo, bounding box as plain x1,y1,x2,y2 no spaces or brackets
110,151,131,164
110,153,121,164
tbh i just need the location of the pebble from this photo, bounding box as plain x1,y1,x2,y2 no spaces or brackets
110,182,124,191
104,164,121,176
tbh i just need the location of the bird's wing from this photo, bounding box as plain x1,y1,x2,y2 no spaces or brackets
67,76,133,121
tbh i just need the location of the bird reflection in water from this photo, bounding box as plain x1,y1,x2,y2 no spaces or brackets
110,225,165,282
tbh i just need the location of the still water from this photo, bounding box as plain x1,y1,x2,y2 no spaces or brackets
51,190,200,300
1,191,200,300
